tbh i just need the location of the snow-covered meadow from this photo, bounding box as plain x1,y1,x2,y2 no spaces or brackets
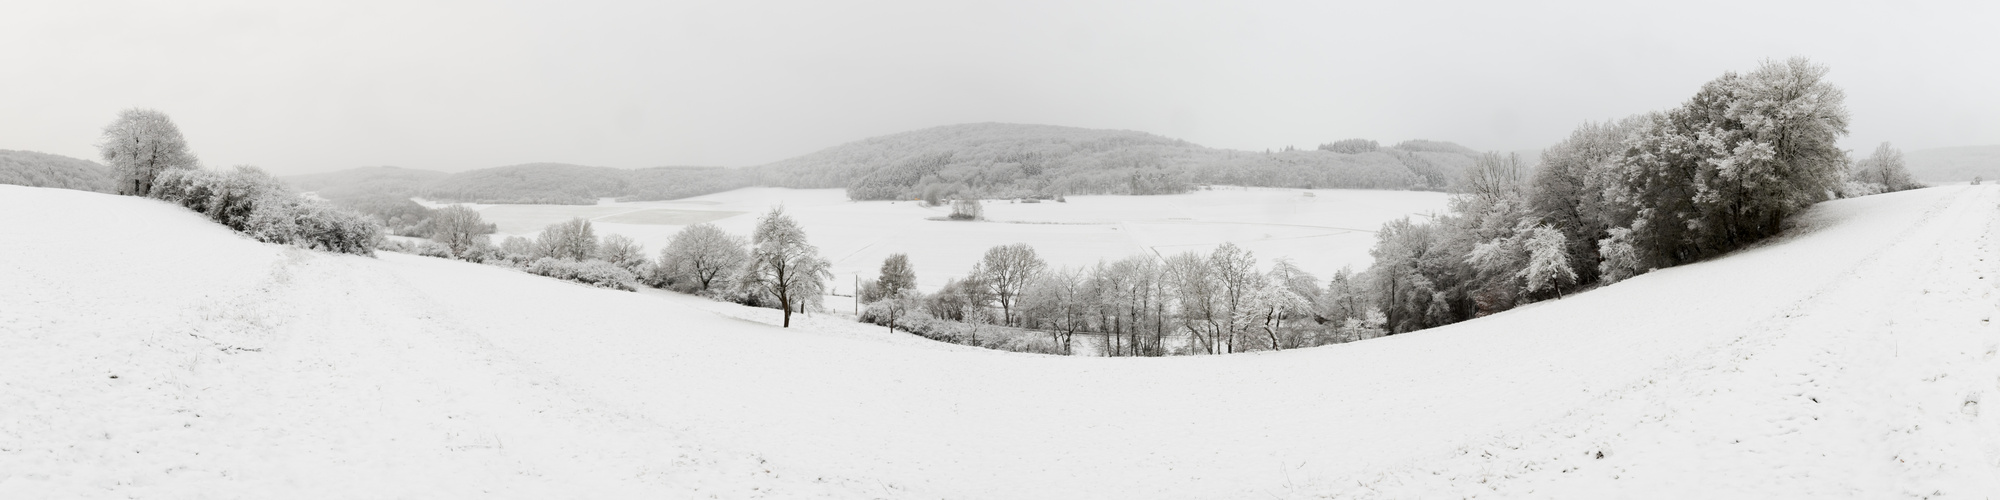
436,187,1449,307
4,183,1997,498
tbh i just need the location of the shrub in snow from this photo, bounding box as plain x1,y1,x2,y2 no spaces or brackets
525,257,638,291
153,166,381,256
949,199,984,220
416,241,454,258
242,195,384,256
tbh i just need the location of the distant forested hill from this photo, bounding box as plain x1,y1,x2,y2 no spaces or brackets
751,123,1476,200
1906,145,2000,183
284,123,1482,209
281,166,451,236
0,150,113,192
422,163,631,205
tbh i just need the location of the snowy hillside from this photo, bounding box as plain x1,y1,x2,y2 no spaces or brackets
3,184,1997,498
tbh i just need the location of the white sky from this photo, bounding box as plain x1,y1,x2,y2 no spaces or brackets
4,0,1995,175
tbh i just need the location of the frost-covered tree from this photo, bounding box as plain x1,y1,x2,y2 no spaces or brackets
950,198,985,220
977,243,1046,325
1531,117,1645,286
659,223,748,293
536,217,598,261
1245,264,1314,350
99,108,199,196
498,236,536,263
741,207,831,327
1853,142,1921,193
1597,226,1642,284
1164,250,1223,353
1520,226,1576,298
428,205,493,259
1210,242,1260,353
595,233,649,274
873,253,917,301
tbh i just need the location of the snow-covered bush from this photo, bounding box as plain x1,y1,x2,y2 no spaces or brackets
525,257,638,291
243,195,383,256
416,241,454,258
860,299,1062,354
949,199,984,220
149,166,281,231
153,166,381,256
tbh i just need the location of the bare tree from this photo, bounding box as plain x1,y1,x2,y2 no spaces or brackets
977,243,1046,325
99,108,199,196
428,205,493,258
742,207,831,327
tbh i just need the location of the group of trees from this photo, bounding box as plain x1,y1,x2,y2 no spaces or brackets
846,59,1917,355
98,108,384,255
1358,58,1898,334
647,209,833,327
857,242,1379,356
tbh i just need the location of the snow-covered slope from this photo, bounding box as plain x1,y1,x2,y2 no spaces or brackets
3,185,1996,498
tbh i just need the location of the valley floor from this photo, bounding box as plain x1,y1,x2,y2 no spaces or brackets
2,185,1996,498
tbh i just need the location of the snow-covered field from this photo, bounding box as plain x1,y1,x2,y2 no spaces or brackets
442,187,1450,298
4,184,1998,498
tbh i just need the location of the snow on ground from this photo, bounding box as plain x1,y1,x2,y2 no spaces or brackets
3,184,1996,498
451,187,1449,309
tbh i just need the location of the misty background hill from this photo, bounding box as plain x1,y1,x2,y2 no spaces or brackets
0,149,112,193
282,122,1483,206
1906,145,2000,183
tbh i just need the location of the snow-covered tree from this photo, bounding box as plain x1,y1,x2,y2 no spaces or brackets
1853,142,1921,193
870,253,918,302
1597,226,1642,284
428,205,492,259
659,223,747,293
977,243,1046,325
1210,243,1260,353
536,217,598,261
595,233,649,274
1520,225,1576,298
741,207,831,327
950,199,984,220
99,108,199,196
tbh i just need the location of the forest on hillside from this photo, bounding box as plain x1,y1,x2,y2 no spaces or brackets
0,150,113,192
751,123,1477,200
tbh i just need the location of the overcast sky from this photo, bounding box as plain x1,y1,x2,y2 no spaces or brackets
4,0,1995,175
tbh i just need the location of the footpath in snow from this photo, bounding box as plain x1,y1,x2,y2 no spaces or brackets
1,185,1996,498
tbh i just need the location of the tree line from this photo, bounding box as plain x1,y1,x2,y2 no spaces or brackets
840,58,1925,354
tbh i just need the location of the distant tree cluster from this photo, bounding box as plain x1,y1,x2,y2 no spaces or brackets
1318,139,1380,154
386,206,834,319
418,164,754,205
859,242,1368,356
